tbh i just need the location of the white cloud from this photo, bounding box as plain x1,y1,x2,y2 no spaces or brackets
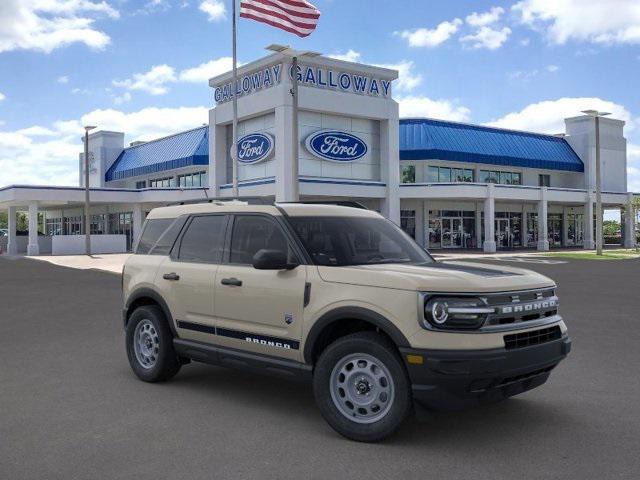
546,64,560,72
508,64,560,81
57,75,69,84
0,0,119,54
520,38,531,46
513,0,640,45
486,97,635,134
396,19,462,48
113,91,132,105
179,56,234,82
373,60,422,93
0,92,5,102
0,106,209,187
328,50,362,63
199,0,226,22
466,6,504,27
398,96,471,122
113,64,177,95
461,26,511,50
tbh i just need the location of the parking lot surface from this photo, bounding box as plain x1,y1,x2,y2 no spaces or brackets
1,256,639,479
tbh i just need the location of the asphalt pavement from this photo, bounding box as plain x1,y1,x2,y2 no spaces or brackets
1,255,639,480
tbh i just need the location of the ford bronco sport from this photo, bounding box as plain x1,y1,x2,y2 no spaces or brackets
122,202,570,442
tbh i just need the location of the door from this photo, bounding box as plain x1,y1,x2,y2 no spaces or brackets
156,214,228,342
495,218,512,249
442,218,463,248
213,214,307,360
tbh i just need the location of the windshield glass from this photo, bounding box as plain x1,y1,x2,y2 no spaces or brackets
288,216,433,266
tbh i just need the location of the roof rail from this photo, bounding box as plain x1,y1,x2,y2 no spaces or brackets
277,200,370,210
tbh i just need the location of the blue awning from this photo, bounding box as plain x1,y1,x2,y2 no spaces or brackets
105,126,209,182
399,118,584,172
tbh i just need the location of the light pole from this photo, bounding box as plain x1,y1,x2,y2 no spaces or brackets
83,125,96,256
266,44,320,202
581,110,610,256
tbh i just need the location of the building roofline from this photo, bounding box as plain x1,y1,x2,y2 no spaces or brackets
399,117,569,141
121,125,208,152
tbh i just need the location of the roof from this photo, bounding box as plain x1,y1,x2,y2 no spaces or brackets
105,126,209,182
399,118,584,172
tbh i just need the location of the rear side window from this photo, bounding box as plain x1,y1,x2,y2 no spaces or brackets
151,217,187,256
229,215,289,264
177,215,226,263
136,219,174,254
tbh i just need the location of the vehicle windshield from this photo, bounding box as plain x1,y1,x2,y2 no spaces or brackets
288,216,433,266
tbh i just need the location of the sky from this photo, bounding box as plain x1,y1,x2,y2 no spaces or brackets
1,0,639,195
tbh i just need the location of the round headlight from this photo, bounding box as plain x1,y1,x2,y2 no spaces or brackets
430,301,449,324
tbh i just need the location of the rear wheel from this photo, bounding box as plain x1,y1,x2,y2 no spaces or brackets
313,332,411,442
126,305,181,382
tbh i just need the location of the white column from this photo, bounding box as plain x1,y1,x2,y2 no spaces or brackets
475,202,483,250
7,206,18,255
27,203,40,256
537,187,550,251
624,193,637,248
584,196,595,249
562,207,570,247
132,204,144,249
274,104,296,202
380,118,401,225
483,185,496,253
415,201,425,247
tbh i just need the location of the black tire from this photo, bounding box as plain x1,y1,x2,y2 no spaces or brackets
125,305,181,382
313,331,411,442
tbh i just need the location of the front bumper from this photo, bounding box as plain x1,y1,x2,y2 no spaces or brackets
400,335,571,411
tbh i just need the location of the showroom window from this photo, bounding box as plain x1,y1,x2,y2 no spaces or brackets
401,165,416,184
427,166,473,183
479,170,522,185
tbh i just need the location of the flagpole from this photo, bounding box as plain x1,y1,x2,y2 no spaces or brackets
231,0,239,198
291,55,300,202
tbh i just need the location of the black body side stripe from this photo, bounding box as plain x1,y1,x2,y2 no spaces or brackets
176,321,299,350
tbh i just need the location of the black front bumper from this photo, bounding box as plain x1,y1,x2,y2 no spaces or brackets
400,335,571,411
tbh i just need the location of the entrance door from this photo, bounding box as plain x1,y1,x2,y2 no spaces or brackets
441,218,463,248
495,218,513,249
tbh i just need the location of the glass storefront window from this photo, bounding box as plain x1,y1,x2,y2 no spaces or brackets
401,165,416,184
439,167,451,182
567,213,584,246
429,210,475,249
400,210,416,239
427,166,439,183
426,166,473,183
548,214,563,247
526,213,538,247
480,170,521,185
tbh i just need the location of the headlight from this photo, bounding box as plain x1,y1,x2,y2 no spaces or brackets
422,296,494,330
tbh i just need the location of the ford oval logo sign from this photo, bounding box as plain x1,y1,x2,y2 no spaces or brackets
305,131,367,162
234,133,274,164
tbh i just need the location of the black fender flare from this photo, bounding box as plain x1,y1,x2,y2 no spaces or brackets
303,306,410,364
124,287,178,337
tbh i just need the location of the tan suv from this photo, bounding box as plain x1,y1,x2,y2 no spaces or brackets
122,202,571,442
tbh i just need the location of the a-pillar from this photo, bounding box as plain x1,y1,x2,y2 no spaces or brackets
483,184,496,253
7,206,17,255
583,195,595,249
624,193,637,248
132,204,144,250
27,203,40,256
537,187,550,251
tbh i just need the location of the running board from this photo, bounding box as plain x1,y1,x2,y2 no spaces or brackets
173,338,313,382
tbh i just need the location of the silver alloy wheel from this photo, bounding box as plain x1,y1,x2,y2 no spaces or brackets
133,319,160,369
329,353,395,424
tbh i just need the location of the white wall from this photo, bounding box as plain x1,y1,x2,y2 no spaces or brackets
80,131,125,188
52,234,127,255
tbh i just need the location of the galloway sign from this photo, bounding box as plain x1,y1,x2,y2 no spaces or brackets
305,131,368,163
292,64,392,99
234,133,275,164
214,64,282,104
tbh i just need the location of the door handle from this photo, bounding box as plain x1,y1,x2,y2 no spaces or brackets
221,277,242,287
163,272,180,281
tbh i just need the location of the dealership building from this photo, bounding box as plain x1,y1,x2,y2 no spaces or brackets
0,52,637,255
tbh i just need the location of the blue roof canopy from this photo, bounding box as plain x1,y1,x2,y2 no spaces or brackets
399,118,584,172
105,126,209,182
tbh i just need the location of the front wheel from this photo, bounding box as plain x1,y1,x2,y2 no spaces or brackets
313,332,411,442
125,305,181,382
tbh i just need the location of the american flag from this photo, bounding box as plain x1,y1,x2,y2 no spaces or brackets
240,0,321,38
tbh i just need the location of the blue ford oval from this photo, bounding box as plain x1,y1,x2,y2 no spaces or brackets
306,131,368,162
236,133,274,164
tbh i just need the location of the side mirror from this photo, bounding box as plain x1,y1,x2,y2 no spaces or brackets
252,249,298,270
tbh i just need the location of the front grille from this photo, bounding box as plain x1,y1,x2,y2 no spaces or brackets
483,288,558,328
504,326,562,350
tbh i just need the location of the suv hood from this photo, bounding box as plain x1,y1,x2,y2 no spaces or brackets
317,261,555,293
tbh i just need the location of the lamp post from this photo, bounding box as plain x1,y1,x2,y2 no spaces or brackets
581,110,610,256
266,44,320,202
83,125,96,255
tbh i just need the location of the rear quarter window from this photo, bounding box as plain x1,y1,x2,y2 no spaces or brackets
136,219,174,254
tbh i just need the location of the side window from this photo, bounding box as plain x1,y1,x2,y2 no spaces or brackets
151,217,187,255
177,215,226,263
136,218,173,254
229,215,289,264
